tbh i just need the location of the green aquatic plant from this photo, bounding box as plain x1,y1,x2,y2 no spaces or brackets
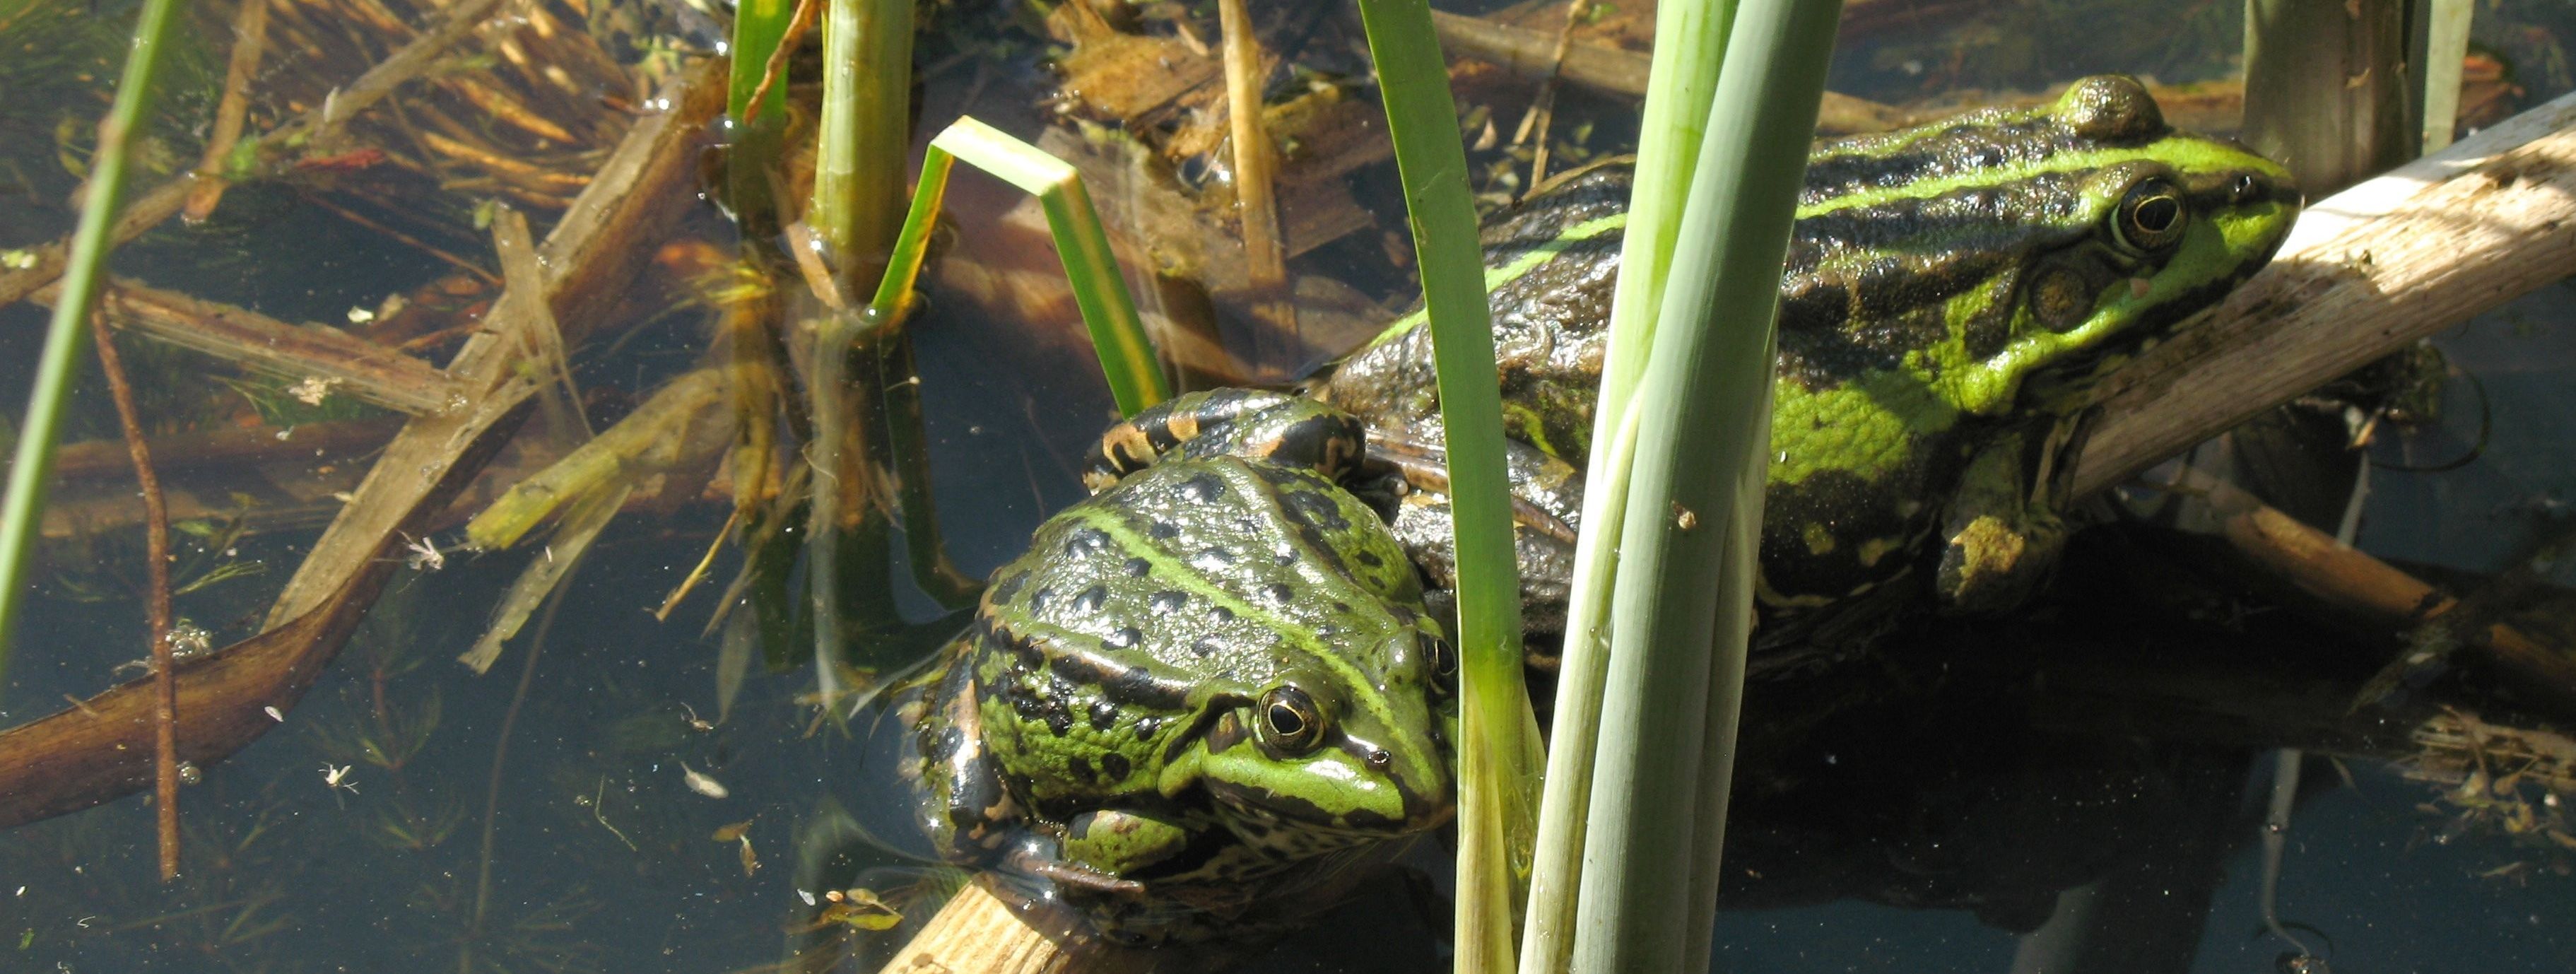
0,0,189,681
407,876,606,974
220,372,389,428
0,792,306,973
1345,0,1540,968
1530,1,1840,970
45,495,266,609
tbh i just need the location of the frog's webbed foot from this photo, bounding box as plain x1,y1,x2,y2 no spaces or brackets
1935,431,2072,616
1935,509,2066,616
1082,389,1369,491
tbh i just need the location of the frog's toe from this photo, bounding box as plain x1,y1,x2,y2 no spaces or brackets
1061,808,1196,879
1935,514,2060,616
1014,852,1150,898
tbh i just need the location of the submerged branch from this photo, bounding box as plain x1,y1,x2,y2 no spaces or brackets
29,277,464,416
0,59,727,831
2074,88,2576,495
88,310,181,882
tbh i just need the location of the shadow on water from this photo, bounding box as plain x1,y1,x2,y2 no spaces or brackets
4,0,2576,971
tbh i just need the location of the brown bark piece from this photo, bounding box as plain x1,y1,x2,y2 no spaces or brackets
2073,88,2576,495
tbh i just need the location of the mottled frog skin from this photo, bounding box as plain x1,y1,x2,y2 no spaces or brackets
1319,76,2302,665
907,76,2300,939
912,389,1457,939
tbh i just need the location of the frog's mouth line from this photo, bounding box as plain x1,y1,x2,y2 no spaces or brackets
1205,771,1447,837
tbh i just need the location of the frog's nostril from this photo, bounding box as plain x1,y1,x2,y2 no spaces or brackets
1368,749,1392,768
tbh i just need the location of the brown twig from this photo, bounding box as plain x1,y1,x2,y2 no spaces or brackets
1217,0,1295,368
745,0,823,125
88,310,180,881
184,0,272,223
1511,0,1590,196
0,0,512,309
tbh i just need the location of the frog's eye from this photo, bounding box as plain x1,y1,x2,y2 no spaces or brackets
2113,178,2187,252
1419,633,1457,696
1257,686,1327,756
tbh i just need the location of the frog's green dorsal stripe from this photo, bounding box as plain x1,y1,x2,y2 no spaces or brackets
1359,211,1632,351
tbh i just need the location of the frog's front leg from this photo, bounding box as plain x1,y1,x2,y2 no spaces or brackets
1052,809,1195,888
914,652,1022,862
1935,429,2070,616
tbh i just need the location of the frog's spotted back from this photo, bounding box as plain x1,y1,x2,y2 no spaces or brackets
1319,75,2299,667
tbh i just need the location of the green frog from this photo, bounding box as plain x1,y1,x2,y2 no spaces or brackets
910,75,2299,934
912,388,1458,941
1319,75,2301,668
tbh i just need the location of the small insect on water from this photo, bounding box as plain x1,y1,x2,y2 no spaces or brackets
321,763,358,795
401,533,446,572
678,761,729,799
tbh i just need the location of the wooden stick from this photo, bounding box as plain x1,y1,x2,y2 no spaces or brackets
2202,479,2576,709
0,58,727,831
872,874,1161,974
2072,88,2576,495
88,310,180,881
1216,0,1295,363
184,0,272,223
28,277,463,415
0,0,510,309
1509,0,1591,192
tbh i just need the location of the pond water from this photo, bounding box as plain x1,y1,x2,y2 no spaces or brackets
4,0,2575,971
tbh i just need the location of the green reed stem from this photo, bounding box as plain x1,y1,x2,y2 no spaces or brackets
802,0,912,704
728,0,799,124
810,0,912,293
1519,1,1734,969
722,0,797,233
1348,1,1539,970
1568,2,1840,970
0,0,184,686
915,118,1169,416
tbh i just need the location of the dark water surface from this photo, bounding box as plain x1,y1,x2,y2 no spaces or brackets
5,0,2576,971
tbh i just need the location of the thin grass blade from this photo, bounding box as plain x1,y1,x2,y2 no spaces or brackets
1348,0,1539,969
926,118,1170,415
0,0,186,682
